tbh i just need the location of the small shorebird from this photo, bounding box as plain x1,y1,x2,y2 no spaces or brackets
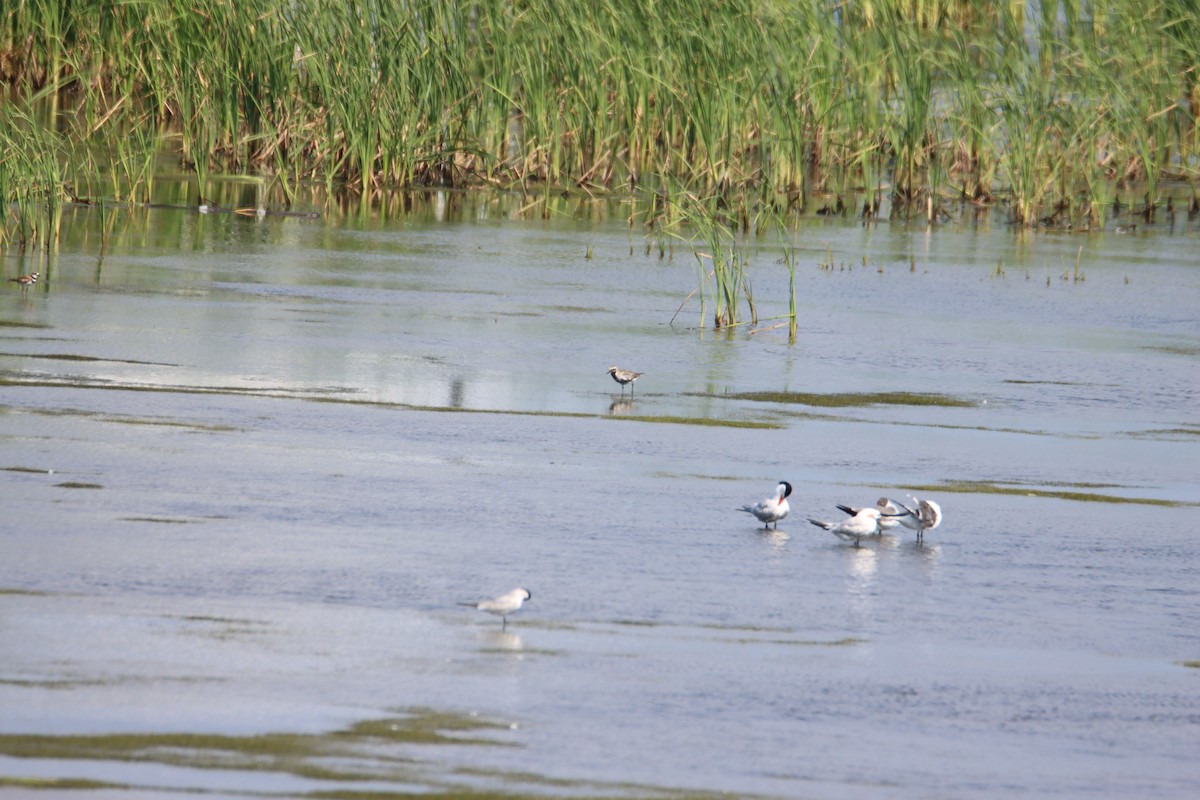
8,271,38,291
459,588,532,630
836,497,905,533
809,507,883,547
607,365,643,395
891,497,943,544
740,481,793,529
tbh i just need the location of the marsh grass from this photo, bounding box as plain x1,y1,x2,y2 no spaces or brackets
616,414,782,430
1,0,1197,247
0,709,515,779
902,480,1196,507
0,105,66,251
0,708,721,797
724,391,975,408
0,778,114,791
783,246,798,342
681,197,753,330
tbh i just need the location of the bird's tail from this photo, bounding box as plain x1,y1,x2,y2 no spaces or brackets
808,518,833,530
836,505,855,516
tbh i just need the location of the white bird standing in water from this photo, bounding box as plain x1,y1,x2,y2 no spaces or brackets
836,497,905,532
892,497,943,544
739,481,793,529
809,507,883,546
459,588,532,629
607,365,643,395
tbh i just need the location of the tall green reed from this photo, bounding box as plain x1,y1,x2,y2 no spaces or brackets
0,105,66,251
661,189,752,330
0,0,1195,232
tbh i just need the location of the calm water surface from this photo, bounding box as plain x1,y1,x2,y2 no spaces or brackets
1,196,1198,798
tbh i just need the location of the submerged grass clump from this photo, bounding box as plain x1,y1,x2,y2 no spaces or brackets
0,778,115,791
724,391,975,408
615,415,783,430
336,712,515,746
1126,426,1200,439
1,0,1197,247
0,709,701,798
903,480,1196,507
0,709,514,775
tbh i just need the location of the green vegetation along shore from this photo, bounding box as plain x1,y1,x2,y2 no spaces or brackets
2,0,1198,247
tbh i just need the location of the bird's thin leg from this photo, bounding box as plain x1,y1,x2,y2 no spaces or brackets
502,616,507,630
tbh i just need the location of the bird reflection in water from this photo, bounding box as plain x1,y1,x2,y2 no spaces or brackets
608,398,635,415
907,538,941,567
845,545,879,621
759,529,790,563
481,629,525,654
448,378,464,409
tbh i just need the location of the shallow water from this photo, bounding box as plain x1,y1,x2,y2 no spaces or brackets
2,196,1198,798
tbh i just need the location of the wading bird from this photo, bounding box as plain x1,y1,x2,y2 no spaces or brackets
740,481,793,530
8,271,37,292
836,497,905,533
606,365,643,395
459,588,532,629
809,507,883,547
891,497,943,544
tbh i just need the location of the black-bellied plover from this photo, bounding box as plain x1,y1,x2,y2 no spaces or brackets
607,365,643,395
739,481,793,529
458,588,532,630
